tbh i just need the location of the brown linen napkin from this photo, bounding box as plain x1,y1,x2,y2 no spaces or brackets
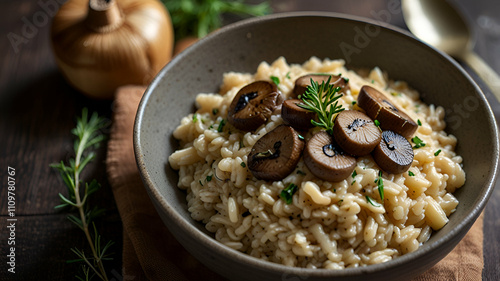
106,86,484,281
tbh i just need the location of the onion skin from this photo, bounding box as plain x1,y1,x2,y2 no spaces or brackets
51,0,174,99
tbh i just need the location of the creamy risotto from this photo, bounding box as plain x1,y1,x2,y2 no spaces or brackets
168,57,465,269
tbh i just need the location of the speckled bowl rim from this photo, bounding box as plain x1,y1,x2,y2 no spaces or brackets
134,11,499,278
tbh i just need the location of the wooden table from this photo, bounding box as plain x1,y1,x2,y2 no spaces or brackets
1,0,498,280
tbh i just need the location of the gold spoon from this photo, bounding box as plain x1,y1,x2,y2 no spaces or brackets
402,0,500,102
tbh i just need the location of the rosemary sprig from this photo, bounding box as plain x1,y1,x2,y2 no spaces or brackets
50,108,113,281
299,77,345,135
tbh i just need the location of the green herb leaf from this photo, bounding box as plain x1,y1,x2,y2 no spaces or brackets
366,195,382,207
434,149,442,156
192,113,198,123
411,136,426,149
217,119,226,132
206,174,213,182
408,171,415,176
212,108,219,115
280,183,298,204
298,77,345,135
374,119,380,127
286,72,291,79
270,75,280,86
240,162,246,168
352,170,357,178
377,171,384,200
163,0,271,39
417,119,422,126
352,101,357,106
296,170,306,176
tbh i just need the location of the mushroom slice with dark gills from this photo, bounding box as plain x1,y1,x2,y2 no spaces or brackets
372,130,414,174
333,110,381,156
281,99,316,131
357,85,417,138
293,74,349,98
248,125,305,181
304,131,356,182
228,81,284,131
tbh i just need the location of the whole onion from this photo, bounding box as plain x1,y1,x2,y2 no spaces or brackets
51,0,174,99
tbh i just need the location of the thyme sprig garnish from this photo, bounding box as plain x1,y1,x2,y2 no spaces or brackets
299,77,345,135
50,108,113,281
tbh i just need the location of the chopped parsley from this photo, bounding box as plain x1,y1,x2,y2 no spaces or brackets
377,171,384,200
212,108,219,115
408,171,415,176
239,139,245,150
366,195,382,207
206,175,213,182
270,75,280,86
296,170,306,176
411,136,426,149
240,162,246,168
285,72,291,79
217,119,226,132
280,183,298,204
391,92,402,97
434,149,442,156
417,119,422,126
343,77,349,83
351,170,357,185
371,79,375,84
374,119,380,127
192,113,198,123
352,101,357,106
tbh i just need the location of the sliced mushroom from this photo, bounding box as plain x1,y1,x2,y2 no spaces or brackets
357,85,417,138
227,81,284,131
281,99,316,130
293,74,349,98
304,131,356,182
372,130,414,174
333,110,381,156
247,125,304,181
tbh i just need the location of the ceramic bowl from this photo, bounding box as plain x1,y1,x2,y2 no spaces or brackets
134,12,499,281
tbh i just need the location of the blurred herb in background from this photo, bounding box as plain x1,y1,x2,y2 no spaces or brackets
162,0,271,40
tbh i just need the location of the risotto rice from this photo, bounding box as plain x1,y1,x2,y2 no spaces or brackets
168,57,465,269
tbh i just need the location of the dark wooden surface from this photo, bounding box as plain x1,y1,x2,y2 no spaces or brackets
0,0,498,280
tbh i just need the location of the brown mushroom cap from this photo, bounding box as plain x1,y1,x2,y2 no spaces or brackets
333,110,382,156
304,131,356,182
227,81,284,131
281,99,316,131
293,74,349,98
247,125,304,181
372,130,414,174
357,85,417,138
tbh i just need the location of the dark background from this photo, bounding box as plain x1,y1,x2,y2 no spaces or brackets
1,0,499,280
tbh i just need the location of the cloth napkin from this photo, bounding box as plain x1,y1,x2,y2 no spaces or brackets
106,86,484,281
